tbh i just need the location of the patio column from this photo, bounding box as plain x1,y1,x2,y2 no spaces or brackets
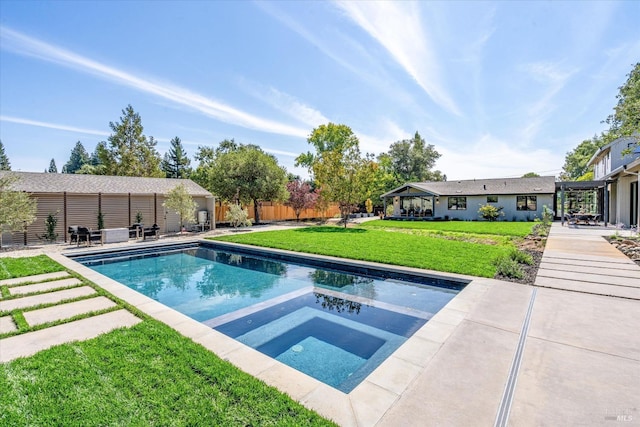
383,198,387,218
560,183,565,226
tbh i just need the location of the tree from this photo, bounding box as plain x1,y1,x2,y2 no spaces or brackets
47,159,58,173
76,142,108,175
387,131,443,183
0,141,10,171
205,141,288,224
522,172,540,178
161,136,192,178
605,62,640,144
98,105,163,177
163,184,197,231
296,123,375,227
560,135,606,181
0,173,37,248
62,141,90,173
285,179,318,221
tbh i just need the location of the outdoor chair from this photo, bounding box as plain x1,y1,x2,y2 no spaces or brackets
143,224,160,240
129,223,143,239
76,227,103,246
68,226,79,245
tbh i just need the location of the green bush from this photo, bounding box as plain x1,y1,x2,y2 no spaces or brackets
510,249,533,265
478,204,504,221
493,255,524,279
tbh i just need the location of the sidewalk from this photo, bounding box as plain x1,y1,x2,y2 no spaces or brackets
378,222,640,426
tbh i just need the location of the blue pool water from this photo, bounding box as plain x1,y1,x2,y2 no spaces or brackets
78,243,466,392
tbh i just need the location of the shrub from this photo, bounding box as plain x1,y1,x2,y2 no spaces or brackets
225,204,252,228
37,212,58,242
478,204,505,221
510,249,533,265
494,255,524,279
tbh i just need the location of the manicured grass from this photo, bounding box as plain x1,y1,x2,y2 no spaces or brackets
0,321,334,426
0,256,334,426
213,226,514,277
0,255,64,280
360,220,535,237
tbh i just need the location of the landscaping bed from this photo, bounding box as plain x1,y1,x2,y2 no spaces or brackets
607,234,640,265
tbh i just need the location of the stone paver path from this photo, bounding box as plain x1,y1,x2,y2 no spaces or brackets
0,271,69,286
0,272,140,363
8,277,82,296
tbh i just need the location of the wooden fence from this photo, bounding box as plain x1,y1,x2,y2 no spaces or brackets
214,201,341,223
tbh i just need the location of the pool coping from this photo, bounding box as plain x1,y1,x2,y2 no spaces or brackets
55,240,491,426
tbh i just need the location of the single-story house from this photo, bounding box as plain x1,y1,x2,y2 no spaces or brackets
0,171,215,245
381,176,556,221
588,135,640,227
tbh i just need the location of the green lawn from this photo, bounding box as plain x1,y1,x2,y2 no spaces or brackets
213,226,517,278
0,255,64,280
360,219,535,237
0,256,335,427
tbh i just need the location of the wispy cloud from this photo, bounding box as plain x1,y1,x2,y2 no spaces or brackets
0,115,109,136
334,1,461,116
237,79,330,129
0,26,308,138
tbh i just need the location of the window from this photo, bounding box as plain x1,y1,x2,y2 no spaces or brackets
487,195,498,203
448,196,467,210
517,195,537,211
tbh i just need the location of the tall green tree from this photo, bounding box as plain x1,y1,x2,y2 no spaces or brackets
605,62,640,143
163,184,197,231
296,123,375,227
560,134,607,181
161,136,192,178
206,140,288,224
0,173,37,248
0,141,10,171
387,131,443,183
522,172,540,178
47,159,58,173
62,141,90,173
98,105,163,177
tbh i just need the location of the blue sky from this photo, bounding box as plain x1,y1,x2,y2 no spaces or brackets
1,1,638,180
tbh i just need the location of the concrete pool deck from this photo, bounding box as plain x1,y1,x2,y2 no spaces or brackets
1,222,638,425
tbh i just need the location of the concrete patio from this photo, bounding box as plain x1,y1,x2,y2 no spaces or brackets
0,222,638,426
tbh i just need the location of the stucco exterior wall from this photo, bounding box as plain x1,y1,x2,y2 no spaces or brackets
433,194,554,221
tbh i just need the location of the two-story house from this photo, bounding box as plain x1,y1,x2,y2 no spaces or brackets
588,135,640,227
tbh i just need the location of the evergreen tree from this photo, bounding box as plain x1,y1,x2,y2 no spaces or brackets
62,141,90,173
387,131,443,183
161,136,192,178
99,105,163,177
47,159,58,173
0,141,10,171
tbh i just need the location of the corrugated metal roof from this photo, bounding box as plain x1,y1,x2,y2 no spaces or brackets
0,171,213,197
381,176,556,197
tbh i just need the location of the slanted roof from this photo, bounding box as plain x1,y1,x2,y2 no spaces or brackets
381,176,556,198
0,171,213,197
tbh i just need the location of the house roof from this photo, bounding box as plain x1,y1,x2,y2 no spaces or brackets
0,171,213,197
381,176,556,198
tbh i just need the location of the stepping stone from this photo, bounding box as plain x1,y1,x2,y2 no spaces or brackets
23,296,117,327
0,309,141,363
0,315,17,334
0,287,96,312
0,271,69,287
8,278,83,296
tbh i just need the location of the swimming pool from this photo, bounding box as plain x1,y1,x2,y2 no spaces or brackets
74,242,467,393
